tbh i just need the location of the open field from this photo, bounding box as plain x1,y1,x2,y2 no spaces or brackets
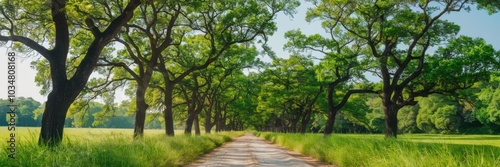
3,127,499,167
256,133,500,167
0,127,185,139
332,133,500,148
0,127,244,167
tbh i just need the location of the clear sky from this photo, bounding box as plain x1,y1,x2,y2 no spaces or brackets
1,2,499,104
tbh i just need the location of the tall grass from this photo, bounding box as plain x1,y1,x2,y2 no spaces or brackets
256,133,500,167
0,128,243,167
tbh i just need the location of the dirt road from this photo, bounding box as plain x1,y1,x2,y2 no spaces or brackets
187,132,332,167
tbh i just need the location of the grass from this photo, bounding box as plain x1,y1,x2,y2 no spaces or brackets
256,132,500,167
0,127,244,167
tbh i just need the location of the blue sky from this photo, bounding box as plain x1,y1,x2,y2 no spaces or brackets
1,2,499,103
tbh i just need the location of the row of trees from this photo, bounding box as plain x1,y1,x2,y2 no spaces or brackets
1,0,299,146
1,0,499,146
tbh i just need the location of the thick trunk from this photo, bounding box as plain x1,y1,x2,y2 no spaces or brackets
133,85,148,138
38,87,77,146
194,115,200,135
324,85,337,136
383,102,399,138
34,0,141,147
204,108,212,134
184,112,196,135
163,83,175,136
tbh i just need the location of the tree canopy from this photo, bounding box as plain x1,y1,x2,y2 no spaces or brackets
1,0,499,146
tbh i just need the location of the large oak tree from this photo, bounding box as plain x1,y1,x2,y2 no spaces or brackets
0,0,141,146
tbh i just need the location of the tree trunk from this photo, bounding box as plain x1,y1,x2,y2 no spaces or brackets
383,102,399,138
204,108,212,134
300,110,312,133
184,112,196,135
324,85,337,136
134,85,148,138
38,88,77,146
33,0,141,147
163,83,175,136
291,118,298,133
132,47,159,138
194,115,201,135
214,102,221,132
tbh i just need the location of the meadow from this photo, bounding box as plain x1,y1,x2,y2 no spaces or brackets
2,127,499,167
256,132,500,167
0,127,244,167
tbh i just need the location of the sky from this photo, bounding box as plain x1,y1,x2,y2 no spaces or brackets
1,2,499,104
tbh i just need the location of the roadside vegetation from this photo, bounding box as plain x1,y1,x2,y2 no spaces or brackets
257,132,500,167
0,128,243,167
0,0,500,166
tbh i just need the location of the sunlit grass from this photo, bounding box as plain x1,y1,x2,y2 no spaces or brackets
256,132,500,167
331,133,500,147
0,127,244,167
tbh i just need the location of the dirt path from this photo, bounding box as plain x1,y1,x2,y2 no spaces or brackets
187,132,333,167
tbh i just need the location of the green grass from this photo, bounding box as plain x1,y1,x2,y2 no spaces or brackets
0,127,244,167
256,132,500,167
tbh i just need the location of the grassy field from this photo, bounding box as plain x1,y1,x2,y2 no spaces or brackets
0,127,244,167
256,132,500,167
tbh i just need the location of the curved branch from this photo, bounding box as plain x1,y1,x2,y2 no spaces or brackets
0,35,51,58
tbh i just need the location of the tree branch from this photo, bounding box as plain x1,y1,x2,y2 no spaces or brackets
0,35,51,58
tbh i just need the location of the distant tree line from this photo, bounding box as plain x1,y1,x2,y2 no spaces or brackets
1,97,140,129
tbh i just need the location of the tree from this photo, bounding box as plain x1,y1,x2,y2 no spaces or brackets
257,55,322,133
475,0,500,14
228,72,263,131
154,0,299,136
397,105,420,133
223,72,260,131
0,0,141,146
416,95,462,133
186,47,258,134
178,73,208,135
90,1,186,138
1,97,41,126
475,73,500,128
284,19,375,135
308,0,499,138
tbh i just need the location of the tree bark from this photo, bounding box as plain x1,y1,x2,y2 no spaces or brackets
184,112,196,135
163,83,175,136
194,115,201,135
383,102,399,138
38,87,78,146
323,108,338,136
324,84,337,136
214,101,221,132
204,107,212,134
133,84,148,138
300,111,312,133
